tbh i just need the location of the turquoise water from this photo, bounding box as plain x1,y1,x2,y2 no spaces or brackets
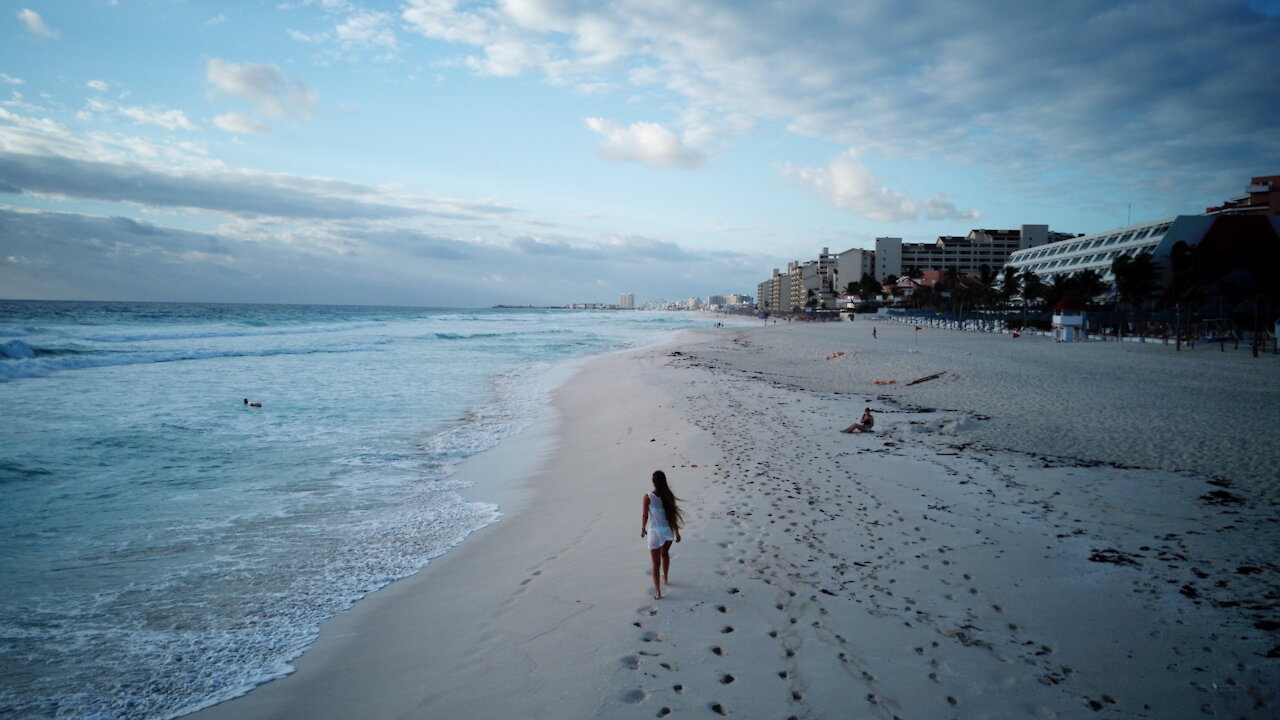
0,301,725,719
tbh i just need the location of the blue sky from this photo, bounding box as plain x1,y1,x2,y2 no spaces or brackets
2,0,1278,306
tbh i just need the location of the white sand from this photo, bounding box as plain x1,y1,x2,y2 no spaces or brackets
189,322,1280,720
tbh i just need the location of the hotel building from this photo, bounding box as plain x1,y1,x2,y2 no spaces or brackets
874,225,1058,281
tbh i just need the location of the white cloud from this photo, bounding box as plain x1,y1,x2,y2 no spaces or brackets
83,98,198,131
780,149,981,223
390,0,1280,219
205,58,318,122
335,10,399,50
287,28,328,43
921,194,980,223
16,8,60,39
0,73,24,85
86,80,108,92
574,81,615,95
584,117,706,169
206,14,227,28
212,112,270,135
402,0,492,45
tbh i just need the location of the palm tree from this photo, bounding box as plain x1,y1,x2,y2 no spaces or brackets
1166,241,1210,350
1018,270,1045,328
999,266,1021,308
1071,269,1108,303
1111,252,1159,339
858,273,883,303
1112,252,1159,309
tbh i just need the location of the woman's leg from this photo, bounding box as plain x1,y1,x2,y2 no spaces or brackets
660,540,673,584
650,547,663,599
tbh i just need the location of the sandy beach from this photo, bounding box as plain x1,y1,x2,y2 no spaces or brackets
190,321,1279,720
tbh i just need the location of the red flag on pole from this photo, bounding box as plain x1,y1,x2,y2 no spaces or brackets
914,325,922,331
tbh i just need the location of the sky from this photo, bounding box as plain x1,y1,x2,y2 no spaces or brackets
1,0,1278,307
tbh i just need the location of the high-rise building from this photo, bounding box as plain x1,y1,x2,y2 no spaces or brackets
874,225,1054,280
619,293,635,309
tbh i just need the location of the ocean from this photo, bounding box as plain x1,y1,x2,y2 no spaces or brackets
0,301,730,720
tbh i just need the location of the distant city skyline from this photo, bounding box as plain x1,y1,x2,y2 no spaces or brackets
2,2,1278,306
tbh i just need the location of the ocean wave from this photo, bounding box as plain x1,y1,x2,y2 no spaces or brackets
0,497,500,720
0,344,381,382
429,328,572,341
1,339,92,360
69,322,383,344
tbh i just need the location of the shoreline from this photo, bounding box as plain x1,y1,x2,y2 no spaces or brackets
187,332,718,719
189,322,1279,719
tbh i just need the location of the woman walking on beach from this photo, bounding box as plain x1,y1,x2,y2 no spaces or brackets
642,470,683,599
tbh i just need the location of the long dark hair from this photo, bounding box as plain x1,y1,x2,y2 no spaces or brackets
651,470,683,529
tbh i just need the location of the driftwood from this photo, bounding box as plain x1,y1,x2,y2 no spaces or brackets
905,371,947,386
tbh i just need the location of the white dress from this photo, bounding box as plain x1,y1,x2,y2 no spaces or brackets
646,491,676,549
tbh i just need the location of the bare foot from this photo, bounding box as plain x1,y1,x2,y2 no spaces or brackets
653,592,662,600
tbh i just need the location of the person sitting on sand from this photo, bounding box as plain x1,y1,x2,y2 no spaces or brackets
641,470,683,599
840,408,875,433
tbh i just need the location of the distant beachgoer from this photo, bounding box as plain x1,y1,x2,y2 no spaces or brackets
872,327,877,339
641,470,683,599
840,408,875,434
243,398,262,407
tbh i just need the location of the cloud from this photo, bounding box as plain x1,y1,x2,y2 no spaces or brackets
0,106,532,227
780,150,919,222
205,58,318,122
345,227,472,259
86,80,108,92
84,99,198,131
335,10,400,50
213,112,270,135
601,234,695,261
780,150,981,223
17,9,60,39
512,235,602,258
0,74,24,85
0,151,420,220
921,194,980,223
393,0,1279,218
206,14,227,28
584,117,706,169
511,232,696,263
401,0,492,45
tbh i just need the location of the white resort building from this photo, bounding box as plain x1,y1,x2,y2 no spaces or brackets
1006,216,1182,284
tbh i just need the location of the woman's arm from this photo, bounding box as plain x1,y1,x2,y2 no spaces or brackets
641,493,650,537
